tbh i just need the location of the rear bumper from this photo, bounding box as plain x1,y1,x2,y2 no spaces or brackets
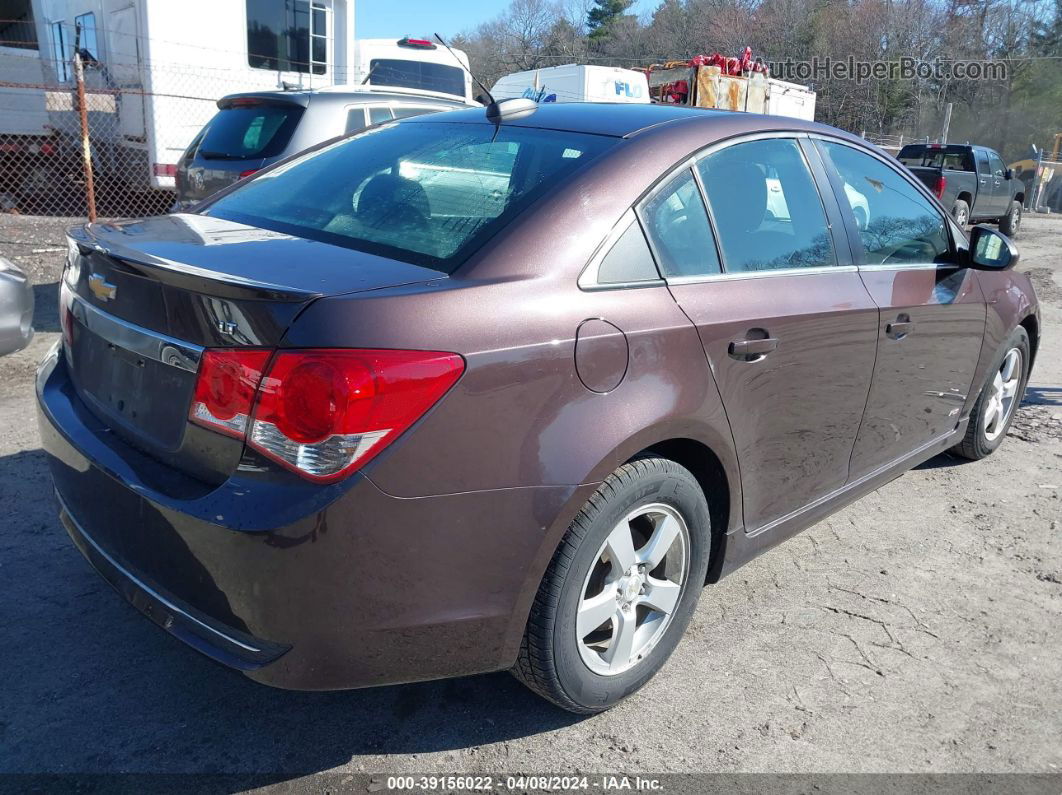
37,343,591,690
58,493,289,670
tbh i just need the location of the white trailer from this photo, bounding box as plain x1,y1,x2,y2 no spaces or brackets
765,78,816,121
27,0,358,191
17,2,472,197
353,37,473,104
491,65,650,105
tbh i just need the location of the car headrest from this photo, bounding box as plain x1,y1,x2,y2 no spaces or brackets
356,173,430,222
702,160,766,235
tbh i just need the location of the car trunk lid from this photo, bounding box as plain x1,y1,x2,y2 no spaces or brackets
63,213,444,484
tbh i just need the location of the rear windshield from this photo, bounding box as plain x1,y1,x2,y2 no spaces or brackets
368,58,466,98
204,121,617,272
197,104,304,160
898,146,973,171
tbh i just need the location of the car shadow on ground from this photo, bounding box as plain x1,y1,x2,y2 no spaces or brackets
0,448,582,776
1023,385,1062,406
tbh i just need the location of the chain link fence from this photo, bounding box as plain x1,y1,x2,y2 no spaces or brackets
0,49,237,219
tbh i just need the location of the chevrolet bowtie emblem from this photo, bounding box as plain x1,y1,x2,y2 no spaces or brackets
88,272,117,302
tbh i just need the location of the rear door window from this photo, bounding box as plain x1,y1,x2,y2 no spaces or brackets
198,104,304,160
392,106,439,120
697,138,836,272
345,107,367,133
368,106,393,125
639,169,721,278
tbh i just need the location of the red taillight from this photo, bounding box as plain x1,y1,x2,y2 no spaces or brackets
60,305,75,347
190,349,272,438
190,348,464,482
239,168,259,178
933,175,946,199
398,36,436,49
153,163,177,177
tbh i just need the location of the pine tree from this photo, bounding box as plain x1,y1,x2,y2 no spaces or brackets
587,0,633,41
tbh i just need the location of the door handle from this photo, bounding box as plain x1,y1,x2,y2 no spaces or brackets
885,316,914,340
728,336,778,361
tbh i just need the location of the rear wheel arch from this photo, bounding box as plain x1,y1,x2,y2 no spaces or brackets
1020,313,1039,369
957,191,973,204
635,438,731,583
504,427,739,665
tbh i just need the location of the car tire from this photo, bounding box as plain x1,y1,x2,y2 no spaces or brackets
951,326,1030,460
512,457,711,714
999,200,1022,237
952,199,970,228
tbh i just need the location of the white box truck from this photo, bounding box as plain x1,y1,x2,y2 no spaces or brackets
491,64,650,104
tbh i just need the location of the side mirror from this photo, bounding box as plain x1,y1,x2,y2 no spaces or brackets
1004,168,1014,180
968,224,1019,271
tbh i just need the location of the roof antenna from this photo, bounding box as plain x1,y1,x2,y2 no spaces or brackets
434,33,494,106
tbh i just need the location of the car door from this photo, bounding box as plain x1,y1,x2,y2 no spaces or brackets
647,136,879,532
814,139,987,480
973,148,996,218
988,151,1010,214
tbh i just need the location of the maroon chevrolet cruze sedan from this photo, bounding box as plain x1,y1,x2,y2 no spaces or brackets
37,101,1039,713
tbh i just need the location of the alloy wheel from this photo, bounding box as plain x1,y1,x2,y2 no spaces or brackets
576,503,690,676
983,348,1022,442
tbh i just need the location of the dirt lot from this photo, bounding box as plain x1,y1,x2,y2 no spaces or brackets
0,213,1059,778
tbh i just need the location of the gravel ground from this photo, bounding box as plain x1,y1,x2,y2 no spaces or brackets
0,213,1059,778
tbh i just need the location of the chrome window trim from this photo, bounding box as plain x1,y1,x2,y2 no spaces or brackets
857,262,959,272
666,264,858,286
70,294,204,373
648,131,846,285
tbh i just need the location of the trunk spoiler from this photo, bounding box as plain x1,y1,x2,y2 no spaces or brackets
70,224,323,303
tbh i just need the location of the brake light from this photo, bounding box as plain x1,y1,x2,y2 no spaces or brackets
60,305,75,348
153,163,177,177
190,349,272,438
190,348,464,482
933,175,946,199
239,168,259,178
398,36,436,49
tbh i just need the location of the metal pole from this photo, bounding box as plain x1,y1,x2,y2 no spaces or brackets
74,49,97,222
941,102,952,145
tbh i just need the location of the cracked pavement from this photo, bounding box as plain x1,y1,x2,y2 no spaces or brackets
0,213,1059,776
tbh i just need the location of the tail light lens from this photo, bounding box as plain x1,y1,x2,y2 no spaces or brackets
239,168,259,178
933,175,946,199
190,348,464,482
190,349,272,438
60,305,75,348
